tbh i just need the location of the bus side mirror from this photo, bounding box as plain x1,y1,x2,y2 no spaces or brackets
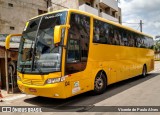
5,34,22,50
54,25,70,44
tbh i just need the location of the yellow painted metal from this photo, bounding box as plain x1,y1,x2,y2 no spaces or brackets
5,34,22,49
16,9,154,99
54,25,70,44
24,22,29,31
17,72,67,98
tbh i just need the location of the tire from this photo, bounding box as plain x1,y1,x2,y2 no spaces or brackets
93,72,107,94
142,65,147,77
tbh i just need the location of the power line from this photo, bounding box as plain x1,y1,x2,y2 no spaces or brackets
110,20,144,25
122,22,142,24
136,25,140,30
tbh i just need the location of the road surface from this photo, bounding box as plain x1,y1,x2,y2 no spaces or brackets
0,61,160,114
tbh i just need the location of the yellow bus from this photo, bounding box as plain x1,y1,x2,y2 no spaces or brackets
7,9,154,98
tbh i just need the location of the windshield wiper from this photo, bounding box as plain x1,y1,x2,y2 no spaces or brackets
31,17,43,71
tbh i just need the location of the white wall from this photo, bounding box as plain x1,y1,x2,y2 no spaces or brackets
100,0,118,11
79,4,99,16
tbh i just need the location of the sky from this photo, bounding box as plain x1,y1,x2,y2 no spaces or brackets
119,0,160,38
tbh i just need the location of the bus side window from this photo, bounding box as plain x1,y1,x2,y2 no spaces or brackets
112,29,120,45
136,35,142,48
141,36,146,48
93,19,110,44
67,39,80,62
122,30,128,46
93,26,100,42
128,32,135,47
108,26,114,44
119,29,124,46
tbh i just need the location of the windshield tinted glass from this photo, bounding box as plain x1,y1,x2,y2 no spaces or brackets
17,11,67,74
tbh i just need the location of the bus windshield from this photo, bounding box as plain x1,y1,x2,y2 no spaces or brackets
17,11,67,74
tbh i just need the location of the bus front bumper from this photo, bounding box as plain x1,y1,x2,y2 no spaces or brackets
17,81,66,99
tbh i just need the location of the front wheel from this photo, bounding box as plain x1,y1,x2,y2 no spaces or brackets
93,72,107,94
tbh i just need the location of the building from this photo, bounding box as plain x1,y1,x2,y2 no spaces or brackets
0,34,20,90
0,0,48,34
0,0,122,34
48,0,122,23
0,0,48,91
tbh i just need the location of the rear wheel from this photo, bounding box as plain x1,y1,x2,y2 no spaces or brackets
93,72,107,94
142,65,147,77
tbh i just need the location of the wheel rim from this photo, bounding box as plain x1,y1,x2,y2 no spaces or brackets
95,76,104,91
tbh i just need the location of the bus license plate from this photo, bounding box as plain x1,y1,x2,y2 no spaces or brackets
29,88,37,92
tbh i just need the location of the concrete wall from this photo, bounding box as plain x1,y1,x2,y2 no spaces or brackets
118,7,122,23
48,0,122,23
48,0,79,11
0,0,48,34
99,0,118,11
79,4,99,16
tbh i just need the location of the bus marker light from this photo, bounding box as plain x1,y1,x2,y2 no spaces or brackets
61,76,66,81
54,94,59,97
17,76,21,81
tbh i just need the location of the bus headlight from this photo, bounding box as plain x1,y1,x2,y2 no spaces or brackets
17,76,21,81
46,77,65,84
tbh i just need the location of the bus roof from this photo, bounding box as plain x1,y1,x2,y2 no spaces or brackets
30,9,153,39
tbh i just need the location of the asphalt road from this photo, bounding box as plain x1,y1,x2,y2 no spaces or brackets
0,61,160,113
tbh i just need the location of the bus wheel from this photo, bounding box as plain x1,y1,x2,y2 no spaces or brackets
93,72,107,94
142,65,147,77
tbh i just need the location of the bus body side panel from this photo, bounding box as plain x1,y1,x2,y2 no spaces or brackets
88,43,154,86
136,48,154,73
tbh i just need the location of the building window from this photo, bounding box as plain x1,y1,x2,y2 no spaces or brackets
47,0,51,8
85,2,91,6
96,4,98,8
10,26,15,30
119,16,121,23
100,9,102,12
8,3,13,7
38,9,47,15
112,11,116,17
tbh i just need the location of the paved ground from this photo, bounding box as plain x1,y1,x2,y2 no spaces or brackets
0,61,160,114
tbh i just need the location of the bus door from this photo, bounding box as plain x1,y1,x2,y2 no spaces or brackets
64,12,91,96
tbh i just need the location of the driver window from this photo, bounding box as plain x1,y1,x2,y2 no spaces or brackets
65,13,90,75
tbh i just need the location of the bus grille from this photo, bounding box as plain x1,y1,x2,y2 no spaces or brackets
22,79,44,86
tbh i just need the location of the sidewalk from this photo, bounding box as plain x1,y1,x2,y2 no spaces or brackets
0,89,26,101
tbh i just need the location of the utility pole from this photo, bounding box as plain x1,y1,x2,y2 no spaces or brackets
140,20,143,32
